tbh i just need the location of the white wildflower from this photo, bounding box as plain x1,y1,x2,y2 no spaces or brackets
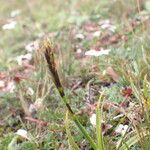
0,80,5,88
115,124,128,135
93,31,101,37
99,19,110,26
99,19,116,32
16,129,28,139
29,104,36,114
27,87,34,96
85,49,111,57
2,21,17,30
90,113,104,126
6,81,15,93
75,33,85,40
102,70,106,76
34,98,44,110
16,53,32,65
29,98,44,113
90,113,96,126
25,41,39,52
10,10,20,17
101,24,116,32
76,49,82,54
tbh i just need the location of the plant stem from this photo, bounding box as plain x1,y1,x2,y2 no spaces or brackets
96,93,104,150
43,39,97,149
72,115,97,150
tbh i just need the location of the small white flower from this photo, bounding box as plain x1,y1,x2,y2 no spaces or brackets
0,80,5,88
16,53,32,65
93,31,101,37
10,10,20,17
6,81,15,93
101,24,116,32
2,21,17,30
25,41,39,52
16,129,28,139
29,104,36,113
24,53,32,60
90,113,96,126
29,98,45,114
115,124,128,135
76,49,82,54
101,24,110,29
90,113,104,126
75,33,85,40
99,19,116,32
34,98,44,110
99,19,110,26
85,49,111,57
27,87,34,96
102,70,106,76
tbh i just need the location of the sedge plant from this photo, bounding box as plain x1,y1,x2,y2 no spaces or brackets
42,39,100,149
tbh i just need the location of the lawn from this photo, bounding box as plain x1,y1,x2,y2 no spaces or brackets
0,0,150,149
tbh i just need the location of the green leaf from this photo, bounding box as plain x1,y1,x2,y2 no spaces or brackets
8,136,19,150
65,111,80,150
119,131,150,150
96,92,104,150
143,75,149,100
73,115,97,150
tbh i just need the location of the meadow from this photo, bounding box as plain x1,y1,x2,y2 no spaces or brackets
0,0,150,149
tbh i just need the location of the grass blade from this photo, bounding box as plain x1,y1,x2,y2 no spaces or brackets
73,115,97,150
96,92,104,150
119,131,150,150
65,111,80,150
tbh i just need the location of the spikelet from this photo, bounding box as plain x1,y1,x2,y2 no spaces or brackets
43,39,74,114
43,39,65,97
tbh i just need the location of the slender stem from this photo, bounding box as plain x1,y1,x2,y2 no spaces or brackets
43,40,97,149
72,115,97,150
62,95,97,149
96,93,104,150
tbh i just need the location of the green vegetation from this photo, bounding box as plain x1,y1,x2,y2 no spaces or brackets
0,0,150,149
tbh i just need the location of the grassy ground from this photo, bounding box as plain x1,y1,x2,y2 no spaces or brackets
0,0,150,149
